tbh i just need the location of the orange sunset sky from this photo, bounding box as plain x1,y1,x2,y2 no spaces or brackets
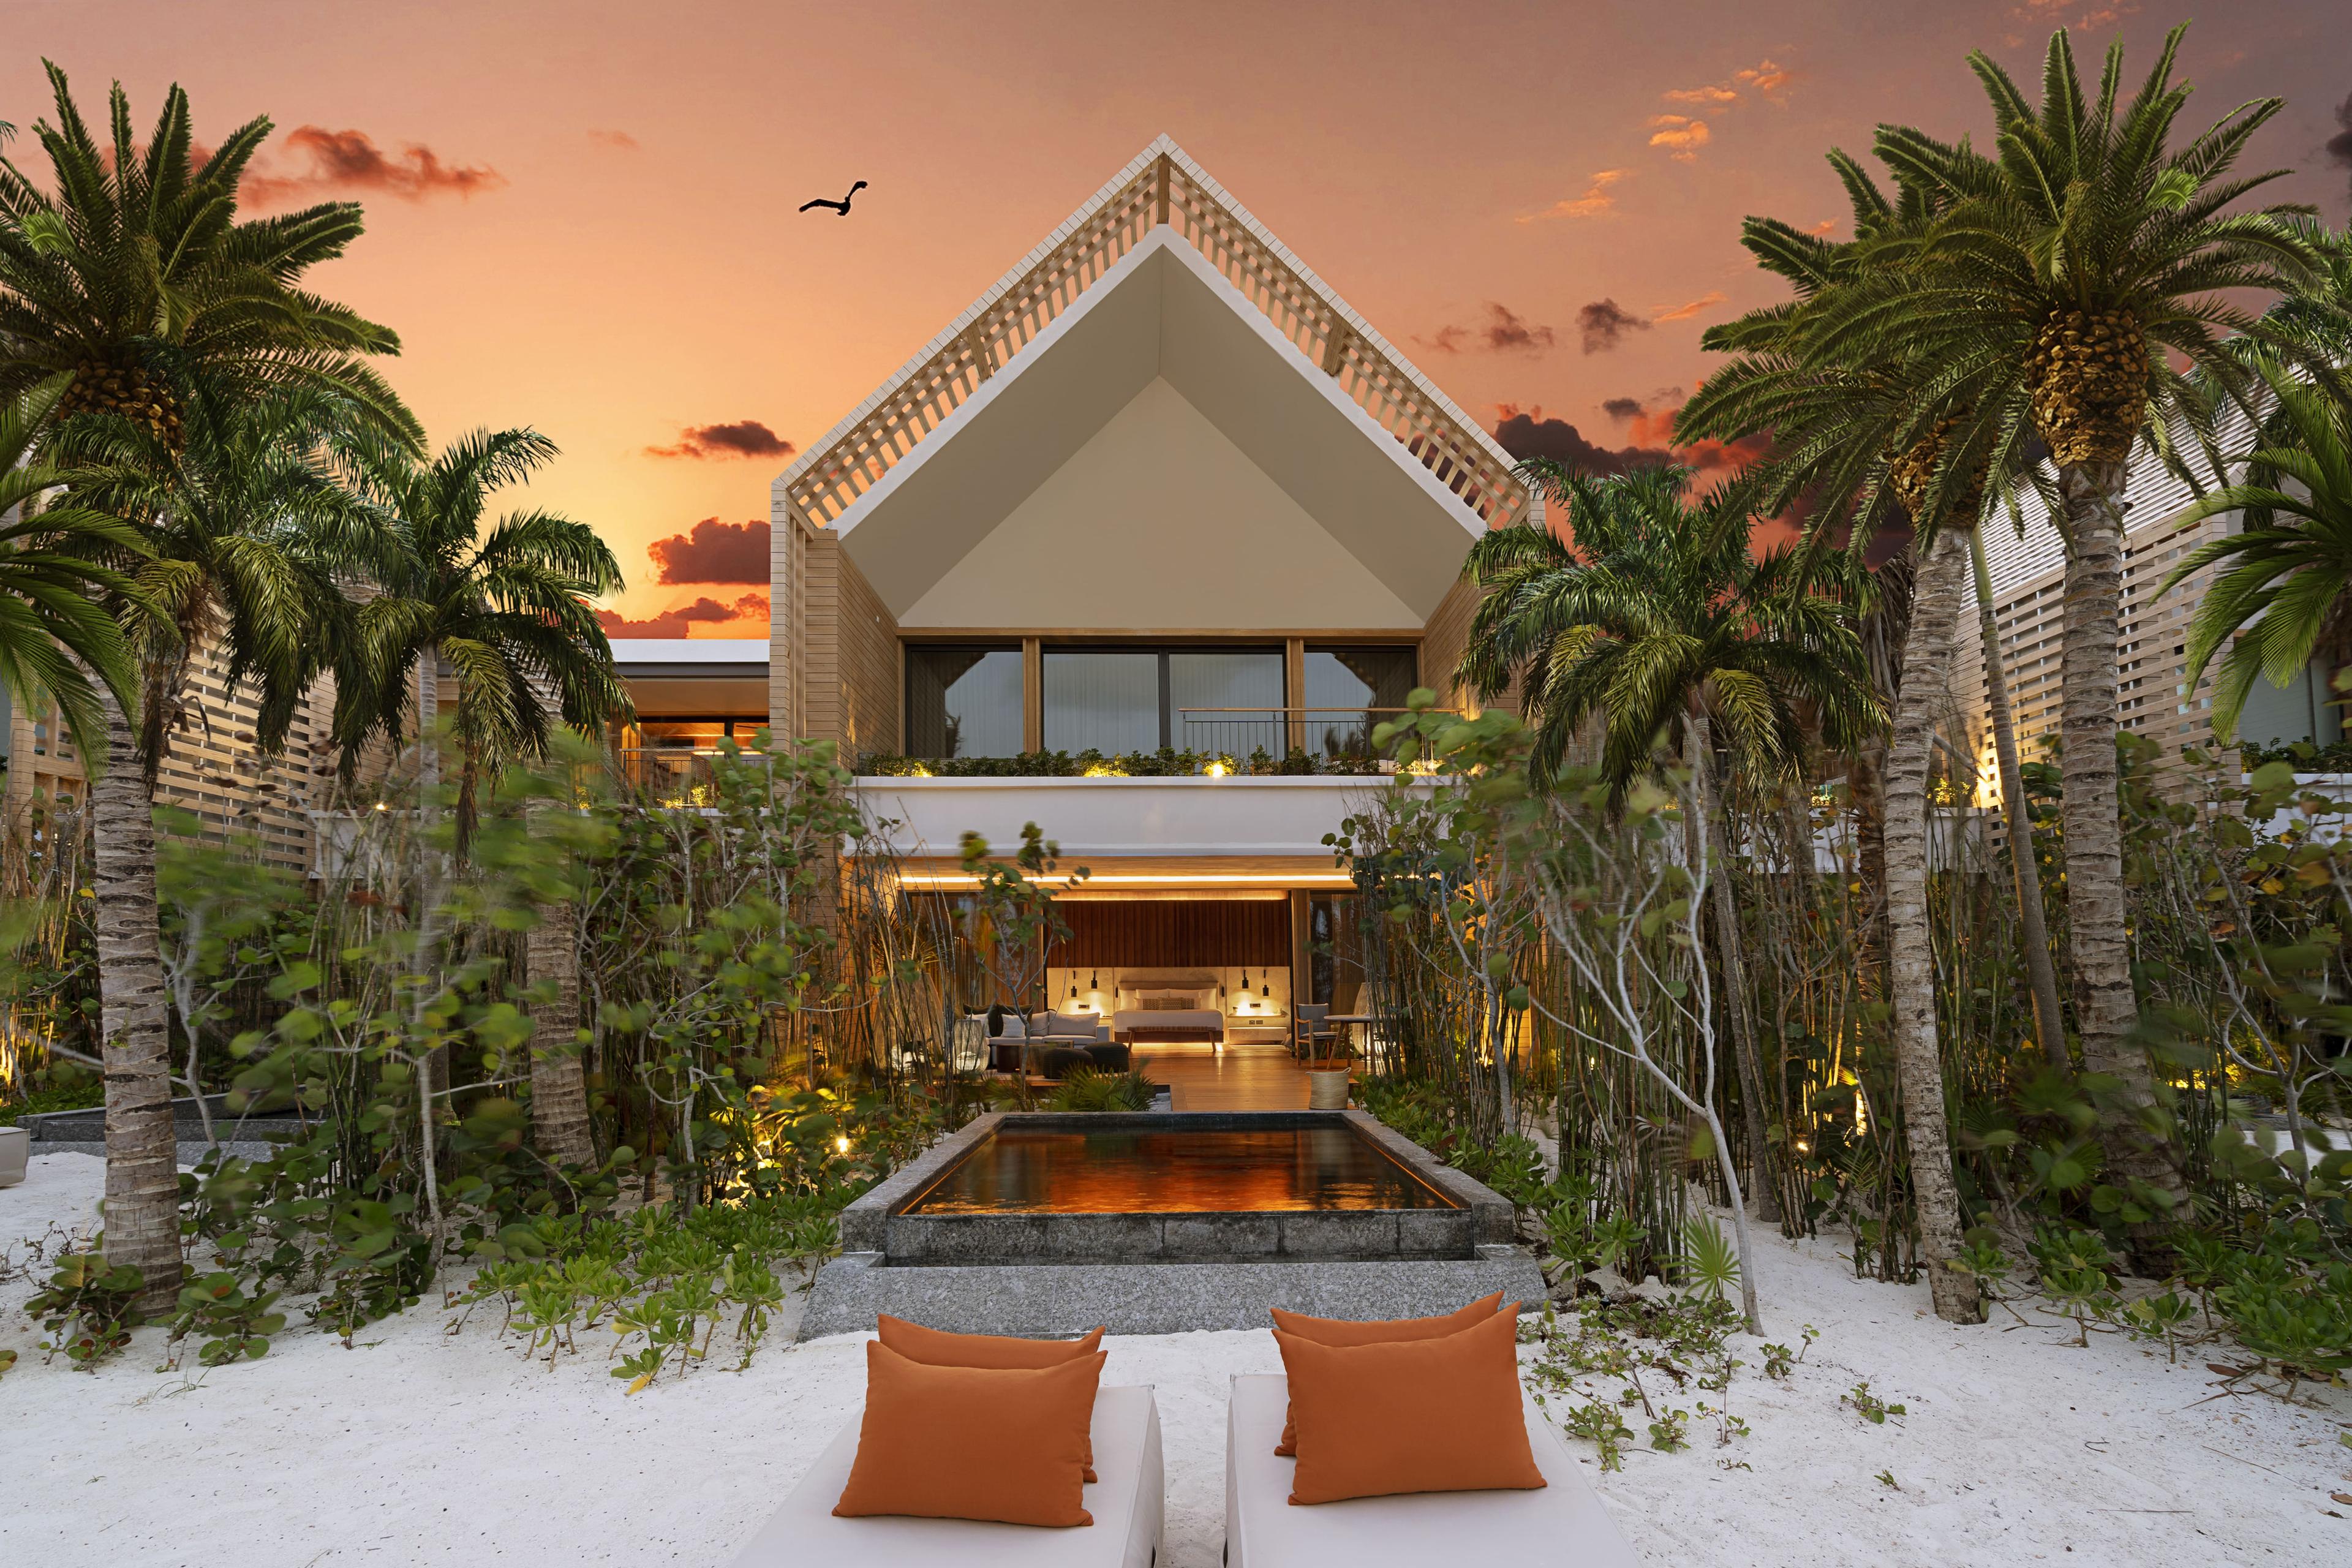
8,1,2350,633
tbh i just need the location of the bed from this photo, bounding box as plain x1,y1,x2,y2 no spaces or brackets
1113,982,1227,1044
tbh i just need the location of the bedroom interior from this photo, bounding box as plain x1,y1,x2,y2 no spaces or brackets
1036,893,1365,1047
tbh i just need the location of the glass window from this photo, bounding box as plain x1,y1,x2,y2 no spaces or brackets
905,646,1023,758
1303,646,1417,757
1169,650,1285,756
1046,647,1287,756
1043,650,1161,755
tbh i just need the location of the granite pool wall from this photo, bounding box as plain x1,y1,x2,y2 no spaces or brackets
799,1109,1545,1338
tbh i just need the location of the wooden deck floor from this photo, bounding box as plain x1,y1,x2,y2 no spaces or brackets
1131,1042,1309,1111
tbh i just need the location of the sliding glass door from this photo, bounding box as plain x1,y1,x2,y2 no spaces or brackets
1043,646,1285,755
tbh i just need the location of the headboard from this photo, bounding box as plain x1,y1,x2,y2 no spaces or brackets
1117,971,1219,991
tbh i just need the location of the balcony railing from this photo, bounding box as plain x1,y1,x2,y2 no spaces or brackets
1177,707,1432,762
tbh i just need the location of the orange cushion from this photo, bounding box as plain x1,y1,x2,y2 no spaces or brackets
832,1341,1104,1527
1273,1306,1544,1506
876,1314,1106,1367
1268,1292,1504,1455
876,1316,1107,1479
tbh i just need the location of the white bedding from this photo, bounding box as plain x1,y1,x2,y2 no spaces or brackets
1114,1009,1225,1035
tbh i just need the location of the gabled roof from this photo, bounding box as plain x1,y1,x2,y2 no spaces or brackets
775,137,1534,541
828,230,1491,624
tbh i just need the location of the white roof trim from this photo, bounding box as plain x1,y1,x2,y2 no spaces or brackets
775,135,1526,519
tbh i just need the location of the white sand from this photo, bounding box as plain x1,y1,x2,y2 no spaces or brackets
2,1150,2345,1566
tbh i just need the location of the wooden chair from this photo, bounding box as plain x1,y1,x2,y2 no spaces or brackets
1291,1003,1336,1063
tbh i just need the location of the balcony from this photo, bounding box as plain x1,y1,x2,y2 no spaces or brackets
856,772,1415,873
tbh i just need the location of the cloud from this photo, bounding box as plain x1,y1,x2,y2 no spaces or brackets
1419,302,1556,357
644,420,796,461
2329,91,2352,202
1809,217,1839,236
596,591,768,638
1494,406,1673,477
1652,290,1728,323
1494,402,1770,482
589,129,639,151
242,127,505,206
2011,1,2140,31
1577,299,1650,355
1648,116,1713,162
1520,169,1627,222
1664,59,1796,109
1733,59,1795,100
649,518,769,584
1600,386,1686,423
1623,404,1771,475
1645,61,1795,156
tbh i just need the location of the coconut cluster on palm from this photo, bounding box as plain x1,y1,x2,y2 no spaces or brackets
57,355,184,446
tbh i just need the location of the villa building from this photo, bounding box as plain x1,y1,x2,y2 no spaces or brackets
12,136,2334,1038
1953,404,2337,813
753,135,1538,1033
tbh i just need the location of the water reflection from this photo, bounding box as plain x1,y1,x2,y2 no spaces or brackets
907,1126,1457,1214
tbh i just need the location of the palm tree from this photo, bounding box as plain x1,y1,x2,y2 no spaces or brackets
1682,148,2070,1082
47,388,380,1314
333,426,630,835
0,377,143,764
1,66,414,1314
1679,153,2067,1323
2160,364,2352,736
1459,463,1884,1229
330,426,630,1166
0,64,415,435
1829,24,2315,1220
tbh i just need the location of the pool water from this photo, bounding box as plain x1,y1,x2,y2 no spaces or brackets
905,1123,1460,1215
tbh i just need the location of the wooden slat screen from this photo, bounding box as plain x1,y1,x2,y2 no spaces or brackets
1047,899,1291,968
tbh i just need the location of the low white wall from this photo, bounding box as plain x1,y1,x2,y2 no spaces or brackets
853,774,1408,858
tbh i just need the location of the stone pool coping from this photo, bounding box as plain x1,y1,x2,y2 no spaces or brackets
798,1247,1546,1338
801,1110,1540,1338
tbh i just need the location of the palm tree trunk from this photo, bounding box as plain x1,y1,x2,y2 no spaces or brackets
1848,739,1889,974
1880,527,1981,1324
89,682,183,1317
1967,526,2066,1068
527,897,597,1169
416,643,439,793
2054,463,2172,1215
417,643,453,1101
1688,715,1780,1224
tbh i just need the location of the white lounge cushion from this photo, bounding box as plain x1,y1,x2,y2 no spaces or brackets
1221,1373,1636,1568
729,1382,1163,1567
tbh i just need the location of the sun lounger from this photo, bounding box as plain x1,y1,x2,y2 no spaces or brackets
728,1383,1164,1567
1221,1373,1637,1567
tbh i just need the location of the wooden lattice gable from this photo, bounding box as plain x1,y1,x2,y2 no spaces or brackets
776,135,1535,535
